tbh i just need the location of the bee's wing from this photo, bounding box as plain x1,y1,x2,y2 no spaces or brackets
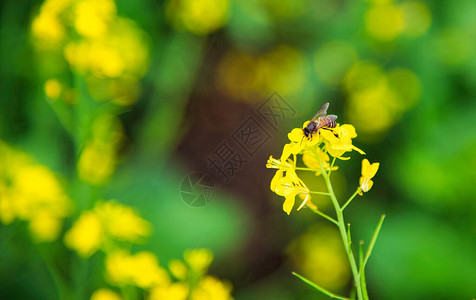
311,102,329,120
327,114,338,121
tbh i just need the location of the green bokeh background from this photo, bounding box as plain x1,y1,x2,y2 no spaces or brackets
0,0,475,299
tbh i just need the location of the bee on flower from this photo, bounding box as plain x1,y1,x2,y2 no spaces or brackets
265,102,385,300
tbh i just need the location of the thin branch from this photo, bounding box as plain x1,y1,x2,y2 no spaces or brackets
309,191,332,196
308,207,339,226
363,214,386,268
292,272,350,300
341,188,361,211
328,156,337,177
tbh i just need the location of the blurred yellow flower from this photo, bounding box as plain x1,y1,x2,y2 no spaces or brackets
32,0,150,106
166,0,229,35
183,249,213,274
365,4,404,41
0,142,71,242
64,200,151,256
401,1,431,37
90,288,122,300
31,11,64,46
287,225,351,290
150,282,189,300
64,211,103,257
94,200,151,242
191,275,233,300
44,79,62,99
77,115,123,185
344,61,421,139
169,259,188,280
359,159,380,194
74,0,116,38
216,46,306,102
106,251,170,288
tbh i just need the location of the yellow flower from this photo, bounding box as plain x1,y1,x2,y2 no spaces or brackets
94,200,151,242
150,282,189,300
166,0,230,35
320,124,365,159
302,148,338,176
90,288,122,300
270,168,311,215
169,259,188,280
44,79,62,99
359,159,380,195
64,200,151,256
281,126,320,162
106,251,170,288
0,142,71,242
183,249,213,274
64,211,103,257
266,156,294,171
191,275,233,300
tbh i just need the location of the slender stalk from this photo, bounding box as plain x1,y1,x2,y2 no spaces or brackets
308,207,339,226
292,272,350,300
363,215,386,268
359,241,369,300
341,188,361,211
295,167,321,172
309,191,331,196
328,157,337,177
315,149,364,300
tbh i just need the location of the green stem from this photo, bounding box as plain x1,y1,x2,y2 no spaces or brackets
309,191,332,196
341,188,361,211
308,207,339,226
295,167,321,172
292,272,350,300
363,215,386,268
328,157,337,177
315,149,364,300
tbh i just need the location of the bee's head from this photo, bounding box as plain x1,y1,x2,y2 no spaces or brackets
303,128,310,137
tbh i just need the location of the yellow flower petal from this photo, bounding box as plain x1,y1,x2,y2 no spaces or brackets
283,192,297,215
270,170,284,192
288,128,304,142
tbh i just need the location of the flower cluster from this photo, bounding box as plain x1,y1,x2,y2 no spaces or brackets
266,110,379,215
64,200,151,257
0,142,71,242
90,249,233,300
32,0,149,106
151,249,233,300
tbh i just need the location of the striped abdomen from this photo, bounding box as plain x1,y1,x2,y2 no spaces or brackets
318,117,337,129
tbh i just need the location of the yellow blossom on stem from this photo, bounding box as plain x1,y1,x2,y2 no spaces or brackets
150,282,189,300
302,148,338,176
270,168,311,215
90,288,122,300
320,124,365,159
106,250,170,288
191,275,233,300
359,159,380,195
64,200,151,257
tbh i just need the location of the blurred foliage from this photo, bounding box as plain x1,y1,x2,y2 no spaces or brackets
0,0,475,299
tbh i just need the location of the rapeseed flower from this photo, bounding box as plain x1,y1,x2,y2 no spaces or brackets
0,142,71,242
150,282,189,300
269,166,311,215
191,276,233,300
359,159,380,194
90,288,122,300
64,200,151,257
106,250,170,288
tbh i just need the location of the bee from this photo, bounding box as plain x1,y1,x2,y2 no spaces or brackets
303,102,337,139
